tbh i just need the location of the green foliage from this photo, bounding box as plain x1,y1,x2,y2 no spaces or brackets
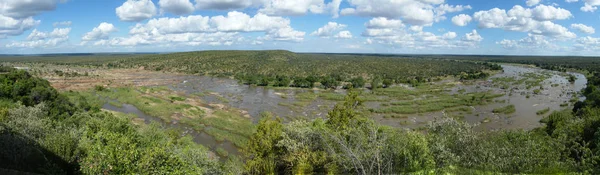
245,113,284,174
0,69,224,174
536,107,551,115
0,70,77,119
492,105,516,114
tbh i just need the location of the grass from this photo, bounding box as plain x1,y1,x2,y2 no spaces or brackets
91,86,255,150
200,110,255,148
371,88,502,115
169,96,186,101
536,108,551,115
492,105,516,114
215,147,229,158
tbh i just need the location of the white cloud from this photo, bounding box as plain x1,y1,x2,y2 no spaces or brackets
82,22,118,41
27,28,70,40
581,3,598,12
365,17,404,29
90,11,305,47
210,11,290,32
573,36,600,51
463,29,483,42
571,23,595,34
341,0,470,26
473,5,576,39
259,0,341,16
116,0,157,22
194,0,256,10
434,4,472,21
0,15,40,37
442,31,457,39
264,27,305,42
526,0,541,6
7,27,71,48
159,0,194,15
130,15,211,34
334,31,353,39
52,21,72,27
451,14,471,26
497,34,557,50
311,22,347,37
531,4,572,21
0,0,60,18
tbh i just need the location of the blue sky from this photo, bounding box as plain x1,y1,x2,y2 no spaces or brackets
2,0,600,56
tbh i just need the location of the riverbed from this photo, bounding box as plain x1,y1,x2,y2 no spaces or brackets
100,64,588,158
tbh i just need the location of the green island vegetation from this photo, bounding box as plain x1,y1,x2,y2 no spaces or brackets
492,105,516,114
1,51,600,174
536,107,551,115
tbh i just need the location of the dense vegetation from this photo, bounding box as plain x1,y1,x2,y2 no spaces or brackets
2,52,600,174
2,51,500,88
0,68,235,174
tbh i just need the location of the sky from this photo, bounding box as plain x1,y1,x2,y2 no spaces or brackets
2,0,600,56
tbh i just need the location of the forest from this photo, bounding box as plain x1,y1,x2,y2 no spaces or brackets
2,51,501,89
0,51,599,174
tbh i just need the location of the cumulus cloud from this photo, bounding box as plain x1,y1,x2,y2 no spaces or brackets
571,23,595,34
259,0,341,16
0,0,60,18
210,11,290,32
365,17,404,29
473,5,576,39
0,15,40,38
311,22,347,37
27,28,70,41
442,31,457,39
360,16,480,49
7,27,71,48
463,29,483,42
334,31,353,39
116,0,157,22
194,0,257,10
526,0,541,6
451,14,471,26
159,0,194,15
89,11,305,47
434,4,472,21
341,0,470,26
497,34,557,50
193,0,341,17
574,36,600,51
82,22,118,41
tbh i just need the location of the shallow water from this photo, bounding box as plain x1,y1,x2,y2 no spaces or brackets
168,76,339,122
100,64,589,158
161,64,587,131
380,64,588,130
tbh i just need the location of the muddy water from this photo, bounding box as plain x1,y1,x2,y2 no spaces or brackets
381,64,588,130
102,103,241,160
100,64,588,157
167,76,339,122
162,64,586,131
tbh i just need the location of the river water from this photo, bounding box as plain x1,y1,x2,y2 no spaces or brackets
101,64,588,157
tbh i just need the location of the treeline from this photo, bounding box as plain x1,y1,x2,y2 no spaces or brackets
0,68,236,174
77,50,499,89
1,51,502,89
